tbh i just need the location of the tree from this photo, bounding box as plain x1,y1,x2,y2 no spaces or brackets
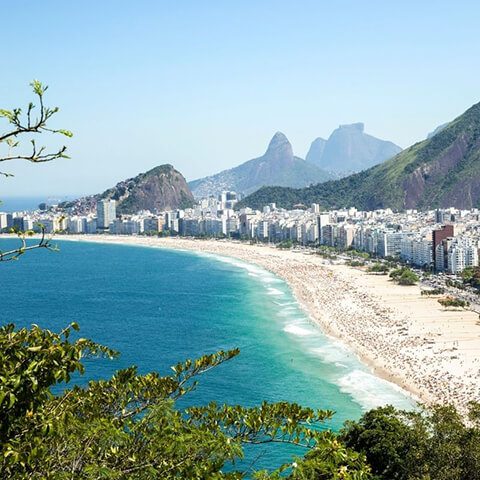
340,406,429,479
341,404,480,480
0,80,72,261
0,323,372,479
389,267,419,285
461,266,480,289
277,240,293,249
367,263,389,275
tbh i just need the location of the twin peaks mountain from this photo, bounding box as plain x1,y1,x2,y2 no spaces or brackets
189,126,400,198
64,165,195,214
305,123,402,176
241,100,480,211
188,133,332,198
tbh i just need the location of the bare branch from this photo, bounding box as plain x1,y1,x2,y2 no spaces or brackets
0,145,68,164
0,227,57,262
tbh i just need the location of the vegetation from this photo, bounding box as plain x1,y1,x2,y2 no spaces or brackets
277,239,294,249
421,287,445,296
461,266,480,289
3,323,480,478
347,260,365,267
316,245,338,260
389,267,419,285
0,80,72,169
438,296,470,310
346,249,371,260
446,278,467,290
0,323,372,479
1,84,366,478
367,263,390,275
341,404,480,480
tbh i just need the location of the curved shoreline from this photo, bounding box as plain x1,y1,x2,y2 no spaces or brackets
43,235,480,413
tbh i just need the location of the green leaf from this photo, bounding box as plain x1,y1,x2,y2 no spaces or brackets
57,129,73,138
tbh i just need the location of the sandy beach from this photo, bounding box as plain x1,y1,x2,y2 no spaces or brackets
59,235,480,413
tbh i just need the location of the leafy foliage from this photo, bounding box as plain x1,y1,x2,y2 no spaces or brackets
341,404,480,480
0,323,372,479
367,263,389,274
461,266,480,289
277,240,294,249
389,267,419,285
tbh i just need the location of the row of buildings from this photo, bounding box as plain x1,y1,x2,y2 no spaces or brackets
2,194,480,275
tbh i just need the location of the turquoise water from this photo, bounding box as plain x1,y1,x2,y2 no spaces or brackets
0,239,413,471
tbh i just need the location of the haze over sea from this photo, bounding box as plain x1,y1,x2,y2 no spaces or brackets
0,196,75,213
0,239,412,470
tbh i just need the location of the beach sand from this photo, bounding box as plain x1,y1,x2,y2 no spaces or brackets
59,235,480,413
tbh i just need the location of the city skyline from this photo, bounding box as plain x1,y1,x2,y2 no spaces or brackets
3,191,478,276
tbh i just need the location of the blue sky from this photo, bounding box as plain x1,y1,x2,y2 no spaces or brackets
1,0,479,196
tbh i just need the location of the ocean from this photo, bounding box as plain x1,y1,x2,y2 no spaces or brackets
0,196,76,212
0,239,413,471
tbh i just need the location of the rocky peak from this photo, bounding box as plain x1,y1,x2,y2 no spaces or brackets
188,132,332,198
339,122,365,133
60,164,194,215
305,137,327,165
265,132,293,159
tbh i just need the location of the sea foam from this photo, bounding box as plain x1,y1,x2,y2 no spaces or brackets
267,287,284,296
283,324,313,337
338,370,414,411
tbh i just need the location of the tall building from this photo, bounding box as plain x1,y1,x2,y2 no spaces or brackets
432,224,454,266
96,199,116,230
0,212,8,231
317,213,330,244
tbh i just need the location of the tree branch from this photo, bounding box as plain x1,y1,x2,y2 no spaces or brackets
0,227,57,262
0,80,72,172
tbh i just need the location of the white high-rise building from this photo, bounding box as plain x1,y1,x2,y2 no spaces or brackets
447,237,479,274
0,212,8,230
96,199,116,230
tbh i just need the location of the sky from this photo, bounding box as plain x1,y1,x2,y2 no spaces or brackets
1,0,479,197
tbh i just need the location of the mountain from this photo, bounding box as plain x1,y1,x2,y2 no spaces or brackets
305,123,402,176
62,164,194,214
305,137,327,165
427,122,450,139
240,102,480,211
188,132,333,198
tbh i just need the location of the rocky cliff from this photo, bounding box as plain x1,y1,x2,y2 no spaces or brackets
189,132,332,198
62,164,194,214
305,123,402,176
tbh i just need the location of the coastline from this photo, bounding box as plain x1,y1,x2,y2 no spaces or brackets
40,235,480,412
